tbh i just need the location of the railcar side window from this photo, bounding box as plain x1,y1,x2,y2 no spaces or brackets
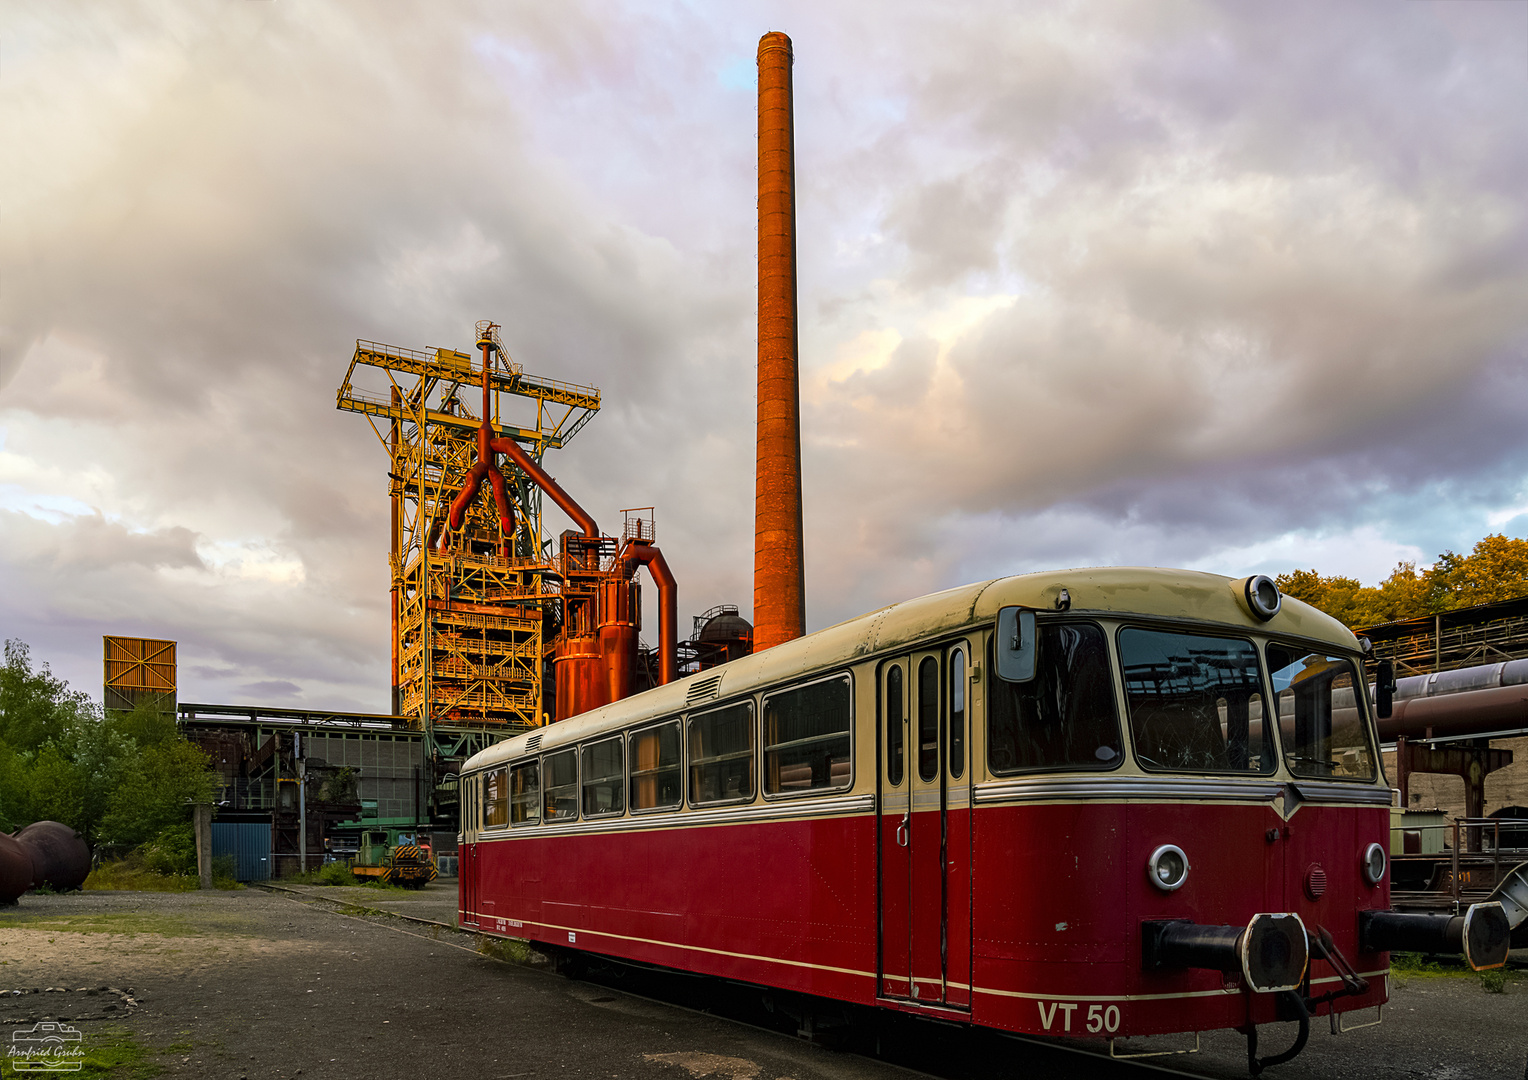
484,767,508,828
885,664,905,786
1119,628,1274,774
949,648,966,780
543,749,578,821
509,760,540,825
988,621,1121,774
918,657,939,782
1266,645,1377,781
689,702,756,805
764,675,852,794
582,736,625,817
630,721,682,811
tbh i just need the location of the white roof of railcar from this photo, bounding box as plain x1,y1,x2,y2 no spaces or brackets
461,567,1355,773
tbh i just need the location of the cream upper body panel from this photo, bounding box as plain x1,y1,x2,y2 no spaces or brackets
462,566,1358,775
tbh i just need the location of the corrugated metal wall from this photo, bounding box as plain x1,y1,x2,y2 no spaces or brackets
302,732,423,820
212,822,271,881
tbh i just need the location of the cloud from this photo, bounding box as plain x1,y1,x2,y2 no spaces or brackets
1,0,1524,708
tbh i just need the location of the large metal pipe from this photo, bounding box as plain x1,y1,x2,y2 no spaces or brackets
1379,680,1528,742
491,437,599,538
621,541,678,685
754,30,806,653
442,334,518,553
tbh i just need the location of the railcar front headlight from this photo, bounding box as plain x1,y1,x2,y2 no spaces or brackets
1244,575,1282,620
1362,842,1387,886
1149,844,1190,892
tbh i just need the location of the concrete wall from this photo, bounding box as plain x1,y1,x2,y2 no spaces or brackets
1382,735,1528,817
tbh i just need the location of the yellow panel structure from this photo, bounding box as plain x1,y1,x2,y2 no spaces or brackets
103,636,177,714
336,323,600,748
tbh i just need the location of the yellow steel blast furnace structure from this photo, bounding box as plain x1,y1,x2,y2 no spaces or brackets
336,321,603,762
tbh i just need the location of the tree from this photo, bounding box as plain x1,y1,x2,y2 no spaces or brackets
1277,532,1528,629
0,640,97,752
0,641,217,863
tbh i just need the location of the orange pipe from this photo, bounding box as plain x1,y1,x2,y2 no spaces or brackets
441,337,517,554
754,31,805,652
621,541,678,685
490,436,599,538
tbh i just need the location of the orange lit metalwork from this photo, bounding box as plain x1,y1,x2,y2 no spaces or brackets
338,322,682,740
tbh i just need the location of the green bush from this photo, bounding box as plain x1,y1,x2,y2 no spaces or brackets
315,861,357,886
1480,969,1507,994
137,822,197,876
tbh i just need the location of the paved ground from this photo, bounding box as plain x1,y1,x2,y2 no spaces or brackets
0,886,1524,1080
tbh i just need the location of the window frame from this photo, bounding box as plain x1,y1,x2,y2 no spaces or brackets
509,758,541,827
541,747,580,823
916,655,941,783
985,617,1126,778
1115,622,1278,778
948,643,968,781
1264,640,1380,783
761,671,855,801
882,660,906,788
627,718,684,815
686,699,758,809
482,765,510,830
580,735,627,819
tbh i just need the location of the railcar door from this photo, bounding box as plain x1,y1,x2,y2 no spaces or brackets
879,645,973,1008
878,659,912,998
460,774,479,928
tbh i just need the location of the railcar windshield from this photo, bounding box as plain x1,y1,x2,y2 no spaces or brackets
1266,644,1377,781
1119,627,1275,774
988,621,1122,774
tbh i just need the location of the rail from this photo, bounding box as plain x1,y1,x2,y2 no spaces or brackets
1389,816,1528,911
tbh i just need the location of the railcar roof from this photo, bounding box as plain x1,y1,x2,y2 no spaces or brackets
461,566,1355,773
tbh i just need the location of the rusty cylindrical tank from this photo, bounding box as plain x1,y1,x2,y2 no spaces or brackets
15,821,91,892
599,576,639,704
0,832,37,904
754,31,806,653
554,634,606,723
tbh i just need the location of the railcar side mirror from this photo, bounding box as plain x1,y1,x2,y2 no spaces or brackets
1375,659,1395,719
996,607,1037,683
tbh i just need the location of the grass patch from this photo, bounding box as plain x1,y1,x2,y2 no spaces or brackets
288,862,358,887
0,909,254,938
476,936,537,965
1389,952,1466,978
1390,952,1522,993
336,903,387,917
83,859,240,893
0,911,197,937
0,1026,162,1079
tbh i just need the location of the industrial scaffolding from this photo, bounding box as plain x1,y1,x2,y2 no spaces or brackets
336,325,600,753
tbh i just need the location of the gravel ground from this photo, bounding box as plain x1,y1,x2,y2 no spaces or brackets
0,886,1524,1080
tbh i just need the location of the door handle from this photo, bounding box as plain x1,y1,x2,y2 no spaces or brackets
896,811,910,848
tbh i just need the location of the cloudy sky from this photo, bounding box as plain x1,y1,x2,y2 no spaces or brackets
3,1,1526,712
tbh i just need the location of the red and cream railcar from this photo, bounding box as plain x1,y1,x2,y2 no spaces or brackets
457,567,1443,1054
